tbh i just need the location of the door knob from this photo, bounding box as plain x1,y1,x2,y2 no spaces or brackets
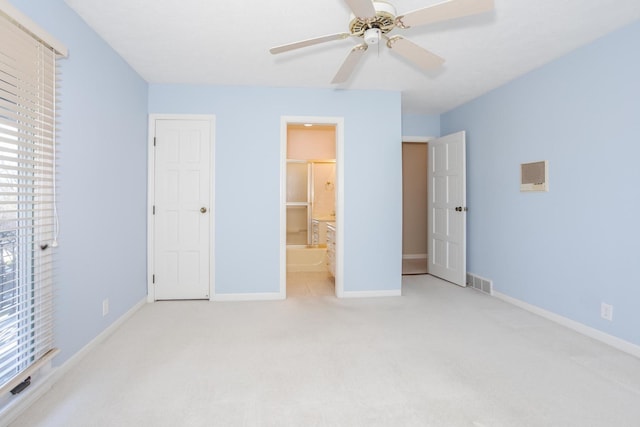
200,207,207,213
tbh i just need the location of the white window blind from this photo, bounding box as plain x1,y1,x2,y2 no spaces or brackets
0,5,65,396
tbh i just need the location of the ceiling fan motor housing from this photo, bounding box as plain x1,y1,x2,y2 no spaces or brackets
349,1,397,37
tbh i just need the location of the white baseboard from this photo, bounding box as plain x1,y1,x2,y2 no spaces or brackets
493,291,640,359
402,253,427,260
53,298,147,379
0,297,147,427
212,292,285,302
339,289,402,298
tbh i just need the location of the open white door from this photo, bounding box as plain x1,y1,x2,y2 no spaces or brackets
428,131,466,286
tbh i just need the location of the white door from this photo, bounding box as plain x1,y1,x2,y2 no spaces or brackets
153,119,212,300
428,131,466,286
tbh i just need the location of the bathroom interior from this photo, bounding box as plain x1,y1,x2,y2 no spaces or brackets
286,123,336,296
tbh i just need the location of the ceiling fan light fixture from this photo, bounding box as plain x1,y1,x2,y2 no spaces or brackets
364,28,381,45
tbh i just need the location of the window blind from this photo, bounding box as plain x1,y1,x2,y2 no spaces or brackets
0,6,64,396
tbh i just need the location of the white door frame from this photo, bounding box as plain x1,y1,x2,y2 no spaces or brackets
280,116,345,298
147,114,216,302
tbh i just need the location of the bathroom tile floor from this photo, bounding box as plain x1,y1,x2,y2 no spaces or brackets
286,271,335,297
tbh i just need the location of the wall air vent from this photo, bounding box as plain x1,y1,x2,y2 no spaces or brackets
466,273,493,296
520,160,548,192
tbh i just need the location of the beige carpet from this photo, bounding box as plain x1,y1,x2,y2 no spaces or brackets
9,275,640,427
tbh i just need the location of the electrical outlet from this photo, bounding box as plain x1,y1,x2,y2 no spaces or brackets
600,302,613,321
102,299,109,316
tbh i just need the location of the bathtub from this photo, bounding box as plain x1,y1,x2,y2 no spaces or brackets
286,247,327,272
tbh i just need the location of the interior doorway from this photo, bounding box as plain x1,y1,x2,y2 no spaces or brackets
280,117,344,298
402,141,429,275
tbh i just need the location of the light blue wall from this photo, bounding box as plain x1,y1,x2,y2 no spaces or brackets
402,113,440,137
9,0,149,363
441,21,640,345
149,86,403,294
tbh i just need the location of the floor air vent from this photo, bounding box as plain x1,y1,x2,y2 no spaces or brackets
466,273,493,295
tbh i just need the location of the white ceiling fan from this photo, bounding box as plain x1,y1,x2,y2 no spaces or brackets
270,0,495,83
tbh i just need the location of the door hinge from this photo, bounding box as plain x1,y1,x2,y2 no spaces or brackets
153,205,155,215
152,274,155,284
153,137,156,147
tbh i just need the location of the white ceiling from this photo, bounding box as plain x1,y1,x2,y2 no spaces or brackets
64,0,640,114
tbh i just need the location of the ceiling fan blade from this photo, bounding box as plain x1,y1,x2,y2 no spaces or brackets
397,0,494,29
331,44,368,84
270,33,351,54
343,0,377,19
387,36,444,72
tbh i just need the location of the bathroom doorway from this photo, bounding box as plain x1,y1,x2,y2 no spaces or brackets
280,117,344,298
